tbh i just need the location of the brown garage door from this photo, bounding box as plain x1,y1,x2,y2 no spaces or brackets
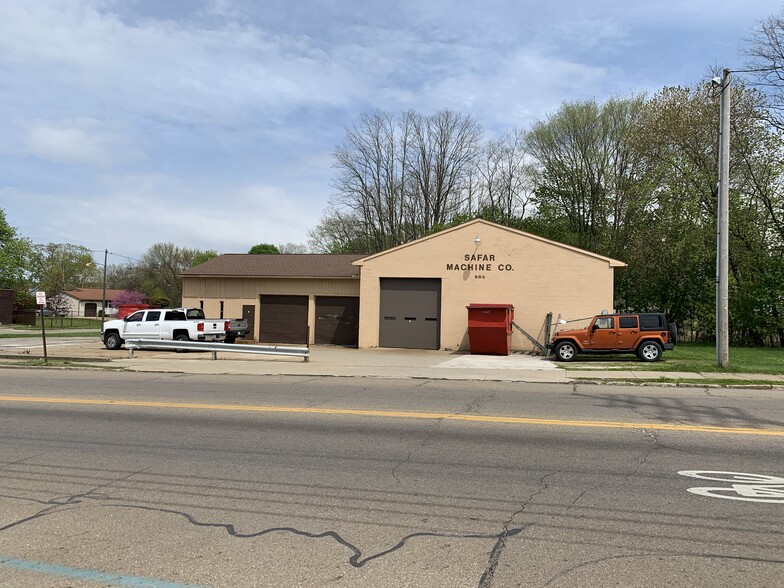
379,278,441,350
315,296,359,346
259,295,308,344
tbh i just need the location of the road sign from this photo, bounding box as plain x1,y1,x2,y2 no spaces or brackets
36,291,46,305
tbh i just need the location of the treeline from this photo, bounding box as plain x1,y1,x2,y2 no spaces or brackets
309,87,784,345
0,216,219,309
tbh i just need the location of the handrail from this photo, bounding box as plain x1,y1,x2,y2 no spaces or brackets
510,321,546,354
125,339,309,362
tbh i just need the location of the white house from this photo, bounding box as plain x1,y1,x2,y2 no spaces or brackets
62,288,123,317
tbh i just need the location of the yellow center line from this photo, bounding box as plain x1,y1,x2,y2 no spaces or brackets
0,395,782,436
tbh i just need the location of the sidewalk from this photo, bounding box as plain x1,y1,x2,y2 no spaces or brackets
1,335,783,386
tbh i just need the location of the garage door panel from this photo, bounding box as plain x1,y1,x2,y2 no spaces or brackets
379,278,441,349
315,296,359,346
260,295,308,344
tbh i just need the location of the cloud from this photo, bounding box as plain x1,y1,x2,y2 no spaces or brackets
23,119,143,166
0,0,779,260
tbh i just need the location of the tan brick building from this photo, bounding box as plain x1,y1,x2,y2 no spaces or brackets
181,219,625,351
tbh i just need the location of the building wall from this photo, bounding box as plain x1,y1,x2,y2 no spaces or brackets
182,277,360,343
356,222,619,351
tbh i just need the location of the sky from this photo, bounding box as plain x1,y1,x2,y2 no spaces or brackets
0,0,781,264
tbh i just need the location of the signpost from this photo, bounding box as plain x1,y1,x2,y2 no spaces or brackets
36,291,48,364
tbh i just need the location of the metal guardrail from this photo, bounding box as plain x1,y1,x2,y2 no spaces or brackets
125,339,309,362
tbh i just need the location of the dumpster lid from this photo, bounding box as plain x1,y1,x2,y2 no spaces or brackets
466,303,514,309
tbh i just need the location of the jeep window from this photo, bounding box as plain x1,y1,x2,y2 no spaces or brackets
595,317,614,329
619,316,638,329
640,315,664,329
145,311,161,321
127,311,144,322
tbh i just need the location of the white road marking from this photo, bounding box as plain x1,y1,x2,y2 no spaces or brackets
678,470,784,503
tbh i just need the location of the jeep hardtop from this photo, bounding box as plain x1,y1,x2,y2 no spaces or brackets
548,312,676,362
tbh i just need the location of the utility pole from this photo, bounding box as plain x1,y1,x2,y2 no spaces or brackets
101,248,108,325
716,69,731,367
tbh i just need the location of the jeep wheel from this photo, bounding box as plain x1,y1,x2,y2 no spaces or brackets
104,332,123,350
638,341,662,362
554,341,578,362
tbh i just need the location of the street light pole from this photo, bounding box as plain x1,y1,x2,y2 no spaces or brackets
716,69,731,367
102,248,108,324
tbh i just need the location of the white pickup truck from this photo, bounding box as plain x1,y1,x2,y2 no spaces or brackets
101,308,228,350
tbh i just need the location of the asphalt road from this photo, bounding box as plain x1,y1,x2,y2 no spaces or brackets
1,370,782,587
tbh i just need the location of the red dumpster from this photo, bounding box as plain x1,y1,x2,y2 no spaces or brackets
466,304,514,355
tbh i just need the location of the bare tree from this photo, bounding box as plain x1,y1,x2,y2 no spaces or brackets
477,129,536,221
743,10,784,131
406,110,482,232
322,109,482,253
278,242,309,254
331,110,409,252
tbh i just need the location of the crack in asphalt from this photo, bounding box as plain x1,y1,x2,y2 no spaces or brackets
0,491,525,569
0,466,149,533
478,470,559,587
542,552,784,586
390,394,485,485
390,417,444,485
0,453,43,472
112,503,525,568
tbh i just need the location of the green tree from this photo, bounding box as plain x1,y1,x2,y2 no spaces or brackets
525,96,650,255
0,208,35,305
248,243,280,254
191,249,219,266
624,82,784,343
32,243,100,296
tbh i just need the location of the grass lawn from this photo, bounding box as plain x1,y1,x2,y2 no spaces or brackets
561,342,784,375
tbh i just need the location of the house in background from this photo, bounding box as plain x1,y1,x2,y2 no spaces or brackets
62,288,123,317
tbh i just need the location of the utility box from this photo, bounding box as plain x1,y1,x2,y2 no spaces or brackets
116,303,154,319
466,304,514,355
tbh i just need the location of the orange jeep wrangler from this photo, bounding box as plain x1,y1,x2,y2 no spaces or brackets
548,313,676,362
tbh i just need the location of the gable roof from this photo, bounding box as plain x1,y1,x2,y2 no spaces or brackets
64,288,124,301
181,254,364,278
354,219,626,267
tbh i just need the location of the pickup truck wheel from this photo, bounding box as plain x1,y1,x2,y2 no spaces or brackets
638,341,662,362
224,335,236,344
174,334,190,353
554,341,578,362
104,332,122,350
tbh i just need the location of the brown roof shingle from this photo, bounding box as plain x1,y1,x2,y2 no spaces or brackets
181,254,364,278
65,288,124,301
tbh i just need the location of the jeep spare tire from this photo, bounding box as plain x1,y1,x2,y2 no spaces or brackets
669,322,678,345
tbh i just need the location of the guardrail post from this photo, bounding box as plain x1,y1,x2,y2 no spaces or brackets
211,350,217,360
